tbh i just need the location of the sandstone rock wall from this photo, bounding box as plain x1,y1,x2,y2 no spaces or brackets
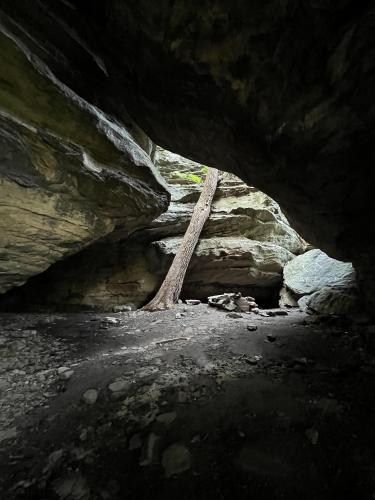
0,149,307,311
0,24,169,293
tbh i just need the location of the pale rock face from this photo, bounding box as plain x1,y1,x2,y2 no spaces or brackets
151,237,294,300
0,28,168,294
148,149,307,256
285,249,357,316
284,250,355,297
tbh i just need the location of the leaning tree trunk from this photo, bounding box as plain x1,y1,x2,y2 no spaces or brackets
143,167,219,311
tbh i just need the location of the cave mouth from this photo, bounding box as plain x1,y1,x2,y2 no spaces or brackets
0,0,374,495
1,147,368,500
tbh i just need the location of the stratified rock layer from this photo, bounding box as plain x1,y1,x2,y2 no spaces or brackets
0,24,169,293
152,237,294,301
0,149,303,311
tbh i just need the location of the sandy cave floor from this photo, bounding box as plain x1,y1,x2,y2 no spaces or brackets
0,304,375,500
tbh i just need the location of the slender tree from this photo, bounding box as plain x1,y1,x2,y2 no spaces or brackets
142,167,219,311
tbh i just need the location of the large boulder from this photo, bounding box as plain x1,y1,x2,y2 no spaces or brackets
0,25,169,293
284,249,355,297
300,286,359,316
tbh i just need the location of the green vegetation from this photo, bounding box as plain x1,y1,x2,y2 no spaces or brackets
172,171,203,183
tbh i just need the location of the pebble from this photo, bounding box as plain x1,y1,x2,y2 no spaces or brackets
247,325,258,332
162,443,191,477
156,411,177,425
305,427,319,445
274,310,288,316
266,334,276,342
82,389,98,405
139,433,160,466
185,300,201,305
113,305,132,313
108,379,130,396
227,313,243,319
59,370,74,381
129,433,142,450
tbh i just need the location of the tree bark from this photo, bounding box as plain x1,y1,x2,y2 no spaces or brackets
142,167,219,311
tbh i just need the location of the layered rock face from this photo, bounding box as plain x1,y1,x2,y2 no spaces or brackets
0,149,307,310
0,2,373,309
152,237,294,302
0,22,169,293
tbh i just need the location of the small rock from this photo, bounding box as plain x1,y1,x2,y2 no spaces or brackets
175,313,181,319
162,443,191,477
185,299,201,305
82,389,98,405
104,317,119,324
156,411,177,425
113,305,132,313
129,433,142,450
274,310,288,316
294,357,308,366
44,449,64,472
57,366,70,375
247,325,258,332
266,334,276,342
305,428,319,445
139,433,160,466
252,308,260,314
108,379,130,399
58,369,74,381
227,312,243,319
245,356,260,365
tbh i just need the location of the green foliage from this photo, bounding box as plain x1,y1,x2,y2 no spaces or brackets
172,171,203,183
200,165,209,174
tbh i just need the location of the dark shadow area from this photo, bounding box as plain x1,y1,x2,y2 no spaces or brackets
1,305,374,499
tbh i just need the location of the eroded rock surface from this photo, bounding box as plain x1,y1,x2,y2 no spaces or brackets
0,150,303,310
283,249,357,316
0,23,169,294
152,236,294,300
284,249,355,296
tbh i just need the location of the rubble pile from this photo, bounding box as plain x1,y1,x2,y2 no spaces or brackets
208,293,259,313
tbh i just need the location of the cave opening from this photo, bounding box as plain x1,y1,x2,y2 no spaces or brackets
1,2,375,499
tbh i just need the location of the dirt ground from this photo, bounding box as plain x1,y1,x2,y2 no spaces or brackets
0,304,375,500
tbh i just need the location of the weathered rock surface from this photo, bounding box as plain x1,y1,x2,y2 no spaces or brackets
299,286,359,316
284,249,357,316
0,24,169,294
144,149,307,256
151,237,294,300
284,250,355,297
0,149,303,311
